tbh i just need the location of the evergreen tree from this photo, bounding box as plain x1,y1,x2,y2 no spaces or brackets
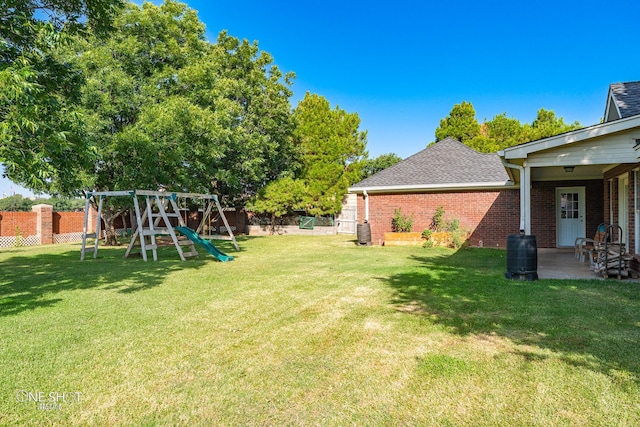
435,101,481,143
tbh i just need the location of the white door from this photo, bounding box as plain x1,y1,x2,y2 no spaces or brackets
556,187,586,247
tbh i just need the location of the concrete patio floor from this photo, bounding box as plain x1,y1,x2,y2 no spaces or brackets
537,248,638,280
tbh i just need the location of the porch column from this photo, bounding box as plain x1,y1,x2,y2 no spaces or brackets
523,164,532,234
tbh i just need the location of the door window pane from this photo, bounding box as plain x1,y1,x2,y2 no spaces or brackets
561,192,579,219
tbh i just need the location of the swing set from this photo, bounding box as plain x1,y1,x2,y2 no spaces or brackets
81,190,239,262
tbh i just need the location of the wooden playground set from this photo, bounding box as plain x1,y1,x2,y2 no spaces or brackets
81,190,239,262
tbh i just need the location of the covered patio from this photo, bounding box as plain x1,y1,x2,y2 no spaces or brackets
500,115,640,249
537,249,639,280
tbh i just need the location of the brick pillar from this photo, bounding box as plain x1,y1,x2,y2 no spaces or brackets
32,204,54,245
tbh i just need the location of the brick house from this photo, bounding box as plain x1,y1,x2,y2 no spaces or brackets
349,81,640,254
349,137,519,247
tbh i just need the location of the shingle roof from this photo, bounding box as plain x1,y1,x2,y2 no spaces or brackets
609,81,640,119
350,137,511,190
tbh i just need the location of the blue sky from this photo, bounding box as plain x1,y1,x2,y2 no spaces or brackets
3,0,640,196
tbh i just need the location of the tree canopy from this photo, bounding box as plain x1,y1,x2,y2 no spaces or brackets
59,0,296,198
0,0,125,193
361,153,403,179
28,0,296,243
293,93,367,215
434,102,582,153
250,93,367,219
434,101,481,144
0,194,84,211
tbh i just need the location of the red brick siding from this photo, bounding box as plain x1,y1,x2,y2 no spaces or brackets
356,189,520,247
0,212,37,236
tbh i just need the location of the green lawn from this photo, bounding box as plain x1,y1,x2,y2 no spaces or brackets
1,236,639,426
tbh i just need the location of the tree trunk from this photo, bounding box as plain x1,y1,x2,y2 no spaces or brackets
121,211,128,237
270,213,277,235
100,206,125,246
101,209,118,246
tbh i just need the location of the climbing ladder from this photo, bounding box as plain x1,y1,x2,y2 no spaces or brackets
124,191,198,261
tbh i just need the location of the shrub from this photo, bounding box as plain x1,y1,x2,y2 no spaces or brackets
424,207,469,249
431,206,446,231
392,208,413,232
13,226,24,247
450,229,468,249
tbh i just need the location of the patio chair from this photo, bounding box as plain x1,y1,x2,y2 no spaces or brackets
574,223,607,264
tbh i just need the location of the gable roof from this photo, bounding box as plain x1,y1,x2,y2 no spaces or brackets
349,137,512,193
605,81,640,122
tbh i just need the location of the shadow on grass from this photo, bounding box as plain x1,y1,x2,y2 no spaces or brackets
385,247,640,381
0,245,212,317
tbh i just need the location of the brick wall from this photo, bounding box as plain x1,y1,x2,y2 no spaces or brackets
33,204,53,244
630,171,636,255
0,212,37,237
53,212,87,234
356,189,521,247
0,208,97,247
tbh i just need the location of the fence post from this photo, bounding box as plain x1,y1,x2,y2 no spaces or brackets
32,204,54,245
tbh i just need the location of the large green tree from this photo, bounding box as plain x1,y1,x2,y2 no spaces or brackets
251,93,367,220
0,0,125,193
56,0,296,243
293,93,367,216
435,102,582,153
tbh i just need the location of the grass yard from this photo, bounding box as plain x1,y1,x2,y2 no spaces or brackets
1,235,639,426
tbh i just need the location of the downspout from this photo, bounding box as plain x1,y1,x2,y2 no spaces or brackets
501,161,526,233
363,190,369,222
